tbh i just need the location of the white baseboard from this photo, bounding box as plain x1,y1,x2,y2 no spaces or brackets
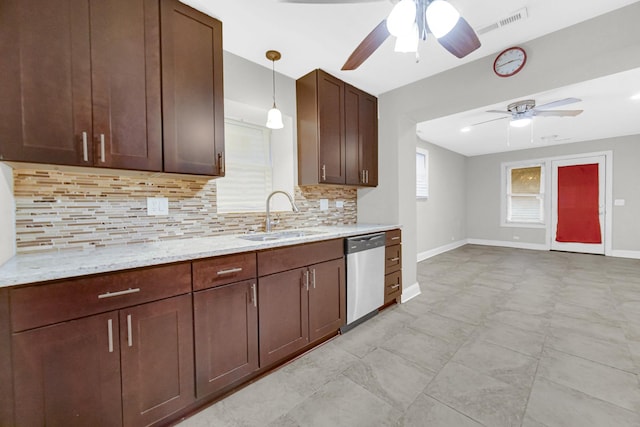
610,250,640,259
417,240,467,262
400,282,421,303
467,238,548,251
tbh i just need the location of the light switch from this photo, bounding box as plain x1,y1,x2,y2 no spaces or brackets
319,199,329,211
336,200,344,208
614,199,625,206
147,197,169,215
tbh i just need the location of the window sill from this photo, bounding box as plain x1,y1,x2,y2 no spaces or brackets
501,222,546,229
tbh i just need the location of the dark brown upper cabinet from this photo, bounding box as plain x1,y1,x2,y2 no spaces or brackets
161,0,225,176
0,0,162,171
296,69,378,187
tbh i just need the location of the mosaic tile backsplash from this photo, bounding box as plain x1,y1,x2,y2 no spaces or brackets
13,168,357,253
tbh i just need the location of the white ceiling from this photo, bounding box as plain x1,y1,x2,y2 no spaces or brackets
180,0,640,156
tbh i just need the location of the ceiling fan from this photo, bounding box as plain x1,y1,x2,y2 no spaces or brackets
470,98,584,129
282,0,481,70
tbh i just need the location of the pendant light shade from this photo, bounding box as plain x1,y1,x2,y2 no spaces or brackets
425,0,460,38
265,50,284,130
386,0,416,37
394,23,419,53
510,117,532,128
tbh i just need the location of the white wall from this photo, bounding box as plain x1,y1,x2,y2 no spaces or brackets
416,140,467,258
467,134,640,253
0,163,15,265
359,3,640,295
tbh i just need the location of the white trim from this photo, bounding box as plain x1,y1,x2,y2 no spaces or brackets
400,282,421,303
467,238,548,251
610,250,640,260
417,240,467,262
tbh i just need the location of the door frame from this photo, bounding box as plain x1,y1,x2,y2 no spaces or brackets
544,151,613,255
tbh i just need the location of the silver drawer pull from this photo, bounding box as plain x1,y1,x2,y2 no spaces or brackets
391,284,401,289
98,288,141,299
217,267,243,275
391,236,400,240
389,257,400,262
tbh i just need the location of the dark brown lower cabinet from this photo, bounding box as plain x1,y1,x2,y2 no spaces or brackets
259,258,346,367
12,312,123,427
120,294,195,427
194,280,259,397
258,268,310,367
12,294,194,427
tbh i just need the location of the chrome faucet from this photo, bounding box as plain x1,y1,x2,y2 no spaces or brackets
265,190,299,232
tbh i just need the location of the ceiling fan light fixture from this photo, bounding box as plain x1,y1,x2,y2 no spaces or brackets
509,117,532,128
394,23,419,53
386,0,416,37
425,0,460,39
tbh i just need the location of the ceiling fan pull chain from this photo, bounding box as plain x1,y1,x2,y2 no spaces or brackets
507,122,511,147
415,51,420,63
530,119,534,144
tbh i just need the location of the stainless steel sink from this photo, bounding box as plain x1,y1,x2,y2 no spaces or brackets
238,230,324,242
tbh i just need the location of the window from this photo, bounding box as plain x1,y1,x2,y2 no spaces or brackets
216,119,273,213
416,148,429,199
505,164,544,224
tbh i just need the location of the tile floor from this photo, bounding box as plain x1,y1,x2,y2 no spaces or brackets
177,245,640,427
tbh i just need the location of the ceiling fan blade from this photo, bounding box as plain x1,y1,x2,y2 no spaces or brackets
534,109,584,117
486,109,511,115
535,97,582,110
437,17,481,58
342,19,390,70
470,116,509,127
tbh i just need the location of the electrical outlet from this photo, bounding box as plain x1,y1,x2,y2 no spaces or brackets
319,199,329,211
147,197,169,216
336,200,344,208
615,199,625,206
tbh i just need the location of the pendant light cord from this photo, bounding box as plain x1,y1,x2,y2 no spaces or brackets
272,60,277,107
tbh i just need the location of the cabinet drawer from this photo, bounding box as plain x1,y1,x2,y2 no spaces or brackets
10,263,191,332
385,244,402,275
258,239,343,277
385,229,401,246
384,270,402,303
193,252,256,291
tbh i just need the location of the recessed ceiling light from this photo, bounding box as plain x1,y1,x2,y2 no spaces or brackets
460,126,471,133
631,92,640,100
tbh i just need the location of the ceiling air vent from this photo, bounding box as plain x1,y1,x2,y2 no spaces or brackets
477,8,529,35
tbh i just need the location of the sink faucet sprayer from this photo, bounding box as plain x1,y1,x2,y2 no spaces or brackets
265,191,299,232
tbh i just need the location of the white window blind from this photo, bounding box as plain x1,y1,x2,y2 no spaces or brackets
217,119,273,213
416,148,429,199
507,165,544,223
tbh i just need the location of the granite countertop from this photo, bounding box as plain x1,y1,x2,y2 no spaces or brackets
0,224,400,288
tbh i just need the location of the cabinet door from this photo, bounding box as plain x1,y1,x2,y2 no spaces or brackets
194,280,259,397
0,0,92,166
12,312,122,427
345,85,378,186
90,0,162,171
258,268,309,367
308,258,346,342
317,71,345,184
120,294,195,427
161,0,225,176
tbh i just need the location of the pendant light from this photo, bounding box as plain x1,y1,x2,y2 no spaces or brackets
265,50,284,130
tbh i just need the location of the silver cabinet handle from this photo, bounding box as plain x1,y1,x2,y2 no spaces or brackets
391,284,401,289
321,164,326,181
389,257,400,262
391,236,400,241
98,288,140,299
304,270,310,291
361,170,365,183
365,170,369,184
99,134,105,163
217,267,242,276
311,268,316,289
218,152,225,175
251,283,257,308
107,319,114,353
82,132,88,162
127,314,133,347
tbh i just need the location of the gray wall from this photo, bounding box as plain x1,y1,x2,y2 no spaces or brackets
467,134,640,252
358,3,640,292
416,140,467,255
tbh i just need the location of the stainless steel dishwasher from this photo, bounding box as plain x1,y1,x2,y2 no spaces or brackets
342,233,386,332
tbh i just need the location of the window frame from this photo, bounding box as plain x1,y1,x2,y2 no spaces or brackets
501,160,546,228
